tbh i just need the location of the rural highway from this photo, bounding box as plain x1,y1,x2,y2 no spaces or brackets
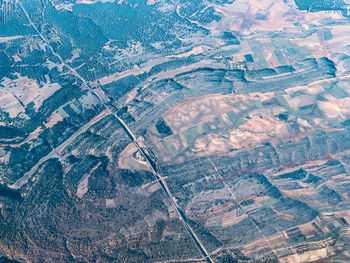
18,1,214,261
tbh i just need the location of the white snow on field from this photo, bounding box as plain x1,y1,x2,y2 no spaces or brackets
167,46,207,58
12,55,21,62
44,111,64,128
77,161,101,198
146,0,161,5
118,141,150,171
77,174,89,198
106,199,117,208
44,59,64,72
90,64,145,87
0,89,24,118
54,3,74,11
91,56,170,87
192,113,291,156
163,93,274,133
0,36,23,43
318,97,350,120
66,49,81,63
291,32,328,58
0,74,61,115
284,94,316,109
78,92,100,109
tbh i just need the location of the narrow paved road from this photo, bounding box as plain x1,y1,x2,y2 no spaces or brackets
18,2,214,262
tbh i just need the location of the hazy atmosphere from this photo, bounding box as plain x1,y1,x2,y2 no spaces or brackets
1,0,350,262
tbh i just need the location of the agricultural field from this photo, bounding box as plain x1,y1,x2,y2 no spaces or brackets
2,0,350,262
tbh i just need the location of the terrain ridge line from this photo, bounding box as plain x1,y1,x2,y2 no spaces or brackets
17,1,214,262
